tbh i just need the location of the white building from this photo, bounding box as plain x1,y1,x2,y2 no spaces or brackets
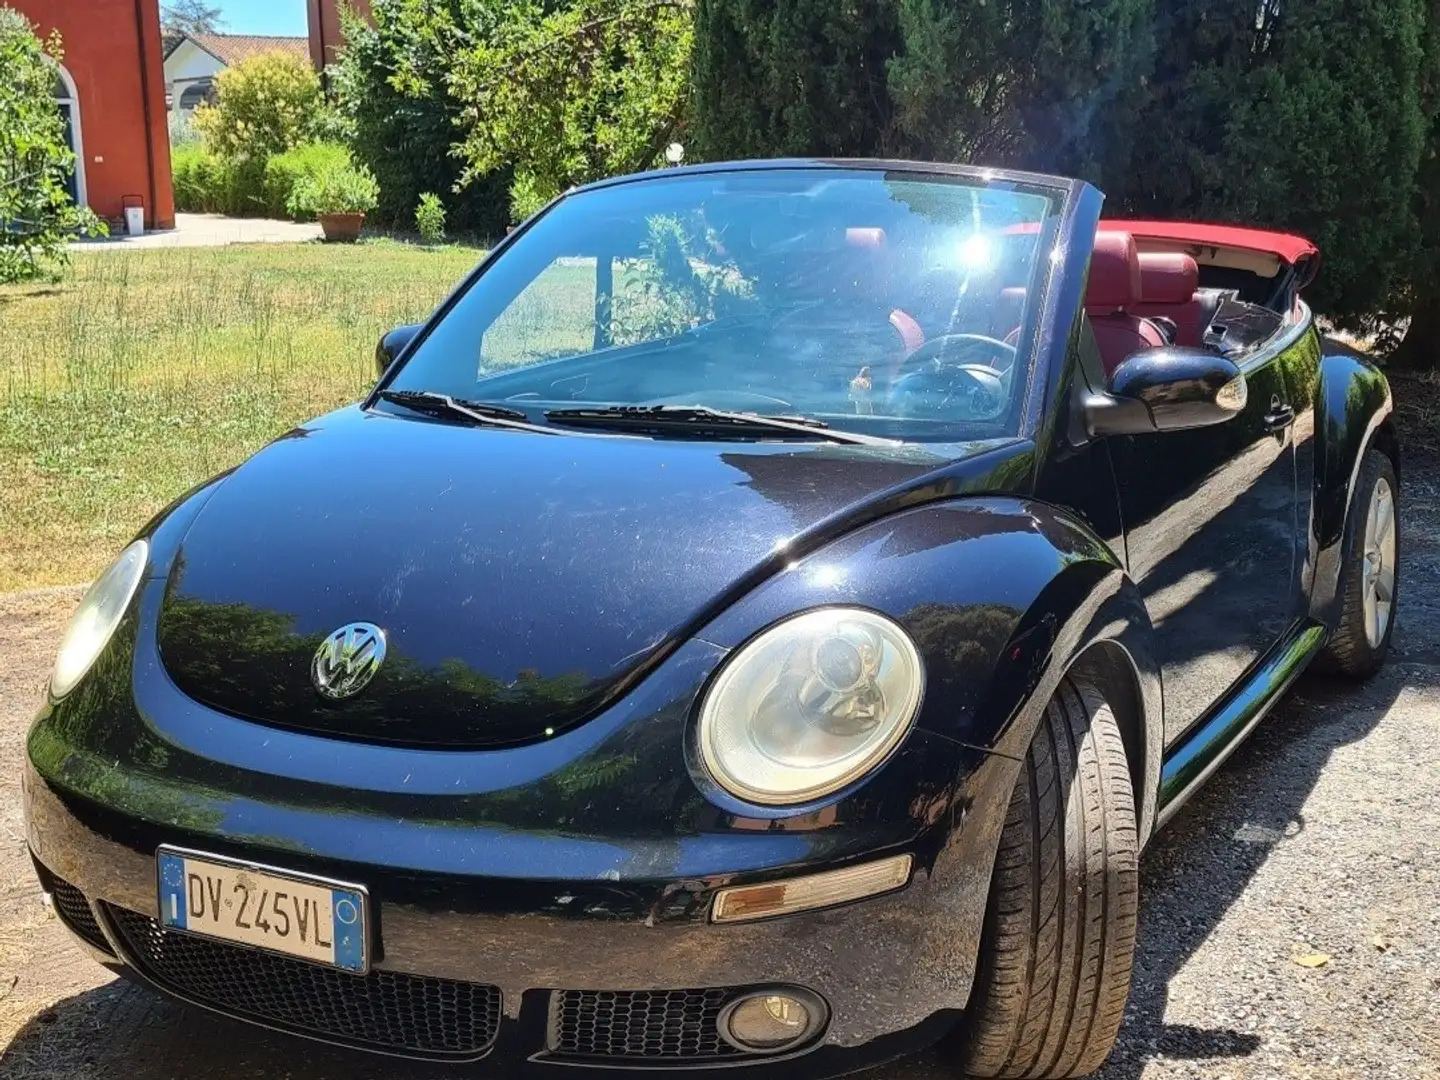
163,33,310,119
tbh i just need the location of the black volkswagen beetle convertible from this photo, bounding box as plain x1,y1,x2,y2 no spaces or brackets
25,160,1399,1079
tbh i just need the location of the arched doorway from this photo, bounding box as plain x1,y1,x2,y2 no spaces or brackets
53,63,87,208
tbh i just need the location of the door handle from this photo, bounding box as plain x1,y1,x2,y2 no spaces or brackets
1264,403,1295,431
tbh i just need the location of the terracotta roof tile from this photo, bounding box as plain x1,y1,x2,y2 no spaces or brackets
190,33,310,68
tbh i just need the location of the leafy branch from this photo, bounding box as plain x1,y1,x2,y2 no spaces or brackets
447,0,694,220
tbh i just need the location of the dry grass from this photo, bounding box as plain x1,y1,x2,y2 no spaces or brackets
1390,368,1440,461
0,241,482,591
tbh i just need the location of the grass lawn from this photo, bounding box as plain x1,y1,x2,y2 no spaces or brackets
0,240,482,592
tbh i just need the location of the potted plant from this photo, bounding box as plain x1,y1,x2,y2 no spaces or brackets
287,163,380,242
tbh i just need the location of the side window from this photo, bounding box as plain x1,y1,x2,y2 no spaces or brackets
481,257,597,370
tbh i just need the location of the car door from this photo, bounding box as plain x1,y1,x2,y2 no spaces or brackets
1106,316,1303,745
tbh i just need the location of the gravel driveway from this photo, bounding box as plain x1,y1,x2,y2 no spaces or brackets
2,468,1437,1080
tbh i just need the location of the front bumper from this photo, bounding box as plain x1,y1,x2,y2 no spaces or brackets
22,580,1018,1075
26,765,977,1076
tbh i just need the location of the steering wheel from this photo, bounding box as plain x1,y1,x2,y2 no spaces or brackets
888,334,1013,420
896,333,1017,377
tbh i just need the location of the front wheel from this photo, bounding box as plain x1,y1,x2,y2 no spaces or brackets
954,677,1139,1079
1318,449,1399,678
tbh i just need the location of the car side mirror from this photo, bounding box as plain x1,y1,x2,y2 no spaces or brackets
376,324,422,378
1084,347,1247,437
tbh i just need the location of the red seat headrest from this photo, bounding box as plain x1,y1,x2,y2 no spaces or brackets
1139,253,1199,303
1086,231,1142,311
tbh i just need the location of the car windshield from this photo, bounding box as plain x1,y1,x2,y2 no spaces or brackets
388,167,1063,442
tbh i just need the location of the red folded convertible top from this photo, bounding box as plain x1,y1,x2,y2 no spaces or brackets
1101,219,1319,267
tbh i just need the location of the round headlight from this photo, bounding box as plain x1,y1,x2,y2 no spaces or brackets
699,608,924,805
50,539,149,699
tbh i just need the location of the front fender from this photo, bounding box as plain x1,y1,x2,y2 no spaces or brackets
699,497,1163,997
1308,346,1395,628
700,497,1160,783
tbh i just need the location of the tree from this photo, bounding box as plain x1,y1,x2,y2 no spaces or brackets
1108,0,1429,325
887,0,1154,176
689,0,1153,175
0,8,105,284
161,0,225,51
449,0,694,221
330,0,511,235
1390,1,1440,368
193,51,323,159
690,0,902,160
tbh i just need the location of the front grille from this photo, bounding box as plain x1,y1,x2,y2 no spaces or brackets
549,988,744,1061
106,906,501,1059
49,876,112,954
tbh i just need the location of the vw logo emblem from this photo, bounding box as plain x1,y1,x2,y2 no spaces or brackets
311,622,387,700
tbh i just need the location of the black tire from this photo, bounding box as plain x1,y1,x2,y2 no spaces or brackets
955,677,1139,1079
1317,449,1399,679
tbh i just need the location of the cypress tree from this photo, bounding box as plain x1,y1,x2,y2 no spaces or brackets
1392,1,1440,367
888,0,1154,177
689,0,904,160
1111,0,1428,323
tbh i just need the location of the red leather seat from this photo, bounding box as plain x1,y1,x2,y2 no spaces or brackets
841,228,928,382
889,309,925,353
1136,252,1203,347
1086,231,1166,375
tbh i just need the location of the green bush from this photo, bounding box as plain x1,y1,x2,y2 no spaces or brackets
173,142,355,219
415,192,446,244
263,143,353,219
330,0,511,236
286,162,380,219
0,8,106,282
193,51,323,159
170,144,265,214
170,143,216,211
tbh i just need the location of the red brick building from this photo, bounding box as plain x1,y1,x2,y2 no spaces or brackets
307,0,370,73
9,0,175,230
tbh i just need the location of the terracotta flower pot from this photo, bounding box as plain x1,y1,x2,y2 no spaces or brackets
319,212,365,242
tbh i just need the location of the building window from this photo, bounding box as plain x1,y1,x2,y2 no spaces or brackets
53,63,87,208
178,80,216,110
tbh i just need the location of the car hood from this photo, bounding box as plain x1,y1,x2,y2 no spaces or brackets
157,407,994,747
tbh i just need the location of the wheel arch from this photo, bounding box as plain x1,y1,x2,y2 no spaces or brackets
1373,414,1401,487
1308,346,1396,630
1068,639,1152,837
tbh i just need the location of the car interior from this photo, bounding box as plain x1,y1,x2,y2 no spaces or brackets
1076,229,1294,376
851,226,1299,384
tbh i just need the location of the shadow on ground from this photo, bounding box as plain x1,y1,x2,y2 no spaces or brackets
1090,665,1420,1080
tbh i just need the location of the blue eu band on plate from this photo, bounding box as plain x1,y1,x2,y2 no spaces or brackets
157,848,367,973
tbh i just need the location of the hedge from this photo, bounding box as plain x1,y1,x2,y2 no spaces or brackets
171,142,354,221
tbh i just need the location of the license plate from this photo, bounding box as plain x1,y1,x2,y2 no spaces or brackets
157,847,368,973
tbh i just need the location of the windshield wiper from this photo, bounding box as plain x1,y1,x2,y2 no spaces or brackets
377,390,567,435
543,404,892,445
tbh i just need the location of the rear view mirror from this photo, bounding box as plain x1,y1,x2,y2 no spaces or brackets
376,324,422,378
1084,347,1246,437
